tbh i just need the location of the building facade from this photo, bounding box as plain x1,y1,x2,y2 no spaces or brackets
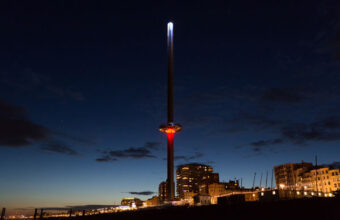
208,181,242,204
297,167,340,193
158,181,167,202
176,163,219,199
144,196,160,207
208,183,228,197
208,183,227,204
275,162,340,194
274,162,313,189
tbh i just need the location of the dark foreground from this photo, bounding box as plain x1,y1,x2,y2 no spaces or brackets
57,198,340,220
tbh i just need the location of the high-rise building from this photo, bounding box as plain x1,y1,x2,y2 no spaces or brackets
158,181,167,202
176,163,219,199
274,162,313,189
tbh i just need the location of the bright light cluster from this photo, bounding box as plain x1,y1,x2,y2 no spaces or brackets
168,22,173,31
165,128,176,134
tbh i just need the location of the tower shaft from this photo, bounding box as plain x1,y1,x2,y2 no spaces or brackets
160,22,180,202
167,22,175,201
167,132,174,200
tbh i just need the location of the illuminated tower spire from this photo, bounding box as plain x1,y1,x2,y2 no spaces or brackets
167,21,174,123
159,22,182,201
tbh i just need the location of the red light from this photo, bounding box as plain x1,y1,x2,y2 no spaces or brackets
165,128,176,134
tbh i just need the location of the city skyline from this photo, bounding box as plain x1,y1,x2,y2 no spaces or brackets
1,0,340,214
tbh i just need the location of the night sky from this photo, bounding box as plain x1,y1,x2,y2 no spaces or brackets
1,0,340,214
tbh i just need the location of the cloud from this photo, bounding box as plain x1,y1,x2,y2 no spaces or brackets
0,99,49,147
227,112,284,131
261,88,305,103
222,111,286,135
52,131,95,145
250,138,284,147
173,152,204,161
96,143,159,162
109,147,156,159
249,138,284,153
128,191,155,196
144,142,162,150
238,116,340,155
0,98,91,159
176,85,328,135
281,116,340,144
96,156,117,162
40,141,78,156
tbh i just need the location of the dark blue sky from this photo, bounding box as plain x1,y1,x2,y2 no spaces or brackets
1,0,340,213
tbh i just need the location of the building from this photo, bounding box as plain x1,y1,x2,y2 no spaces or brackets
225,180,240,190
274,162,340,194
176,163,219,199
144,196,160,207
274,162,313,190
193,194,211,205
209,183,228,197
299,167,340,193
121,198,143,207
208,183,228,204
208,181,242,204
182,191,195,199
158,181,167,202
